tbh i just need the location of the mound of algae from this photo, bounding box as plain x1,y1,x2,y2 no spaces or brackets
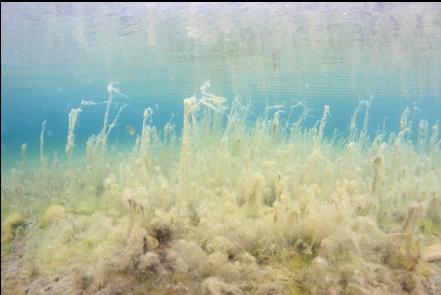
42,205,65,227
1,212,24,244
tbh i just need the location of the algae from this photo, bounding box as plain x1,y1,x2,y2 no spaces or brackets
1,82,440,294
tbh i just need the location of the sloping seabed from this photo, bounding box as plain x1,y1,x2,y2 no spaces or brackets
1,83,441,295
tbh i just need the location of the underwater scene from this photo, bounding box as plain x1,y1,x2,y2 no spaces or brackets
1,3,441,294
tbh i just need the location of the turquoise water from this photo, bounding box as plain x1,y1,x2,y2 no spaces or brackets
2,3,441,165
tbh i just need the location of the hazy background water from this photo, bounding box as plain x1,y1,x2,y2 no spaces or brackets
2,2,441,165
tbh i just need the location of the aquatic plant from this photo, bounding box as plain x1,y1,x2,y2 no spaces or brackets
85,83,128,161
42,205,66,227
66,107,82,161
39,120,47,164
1,83,440,295
1,212,24,244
